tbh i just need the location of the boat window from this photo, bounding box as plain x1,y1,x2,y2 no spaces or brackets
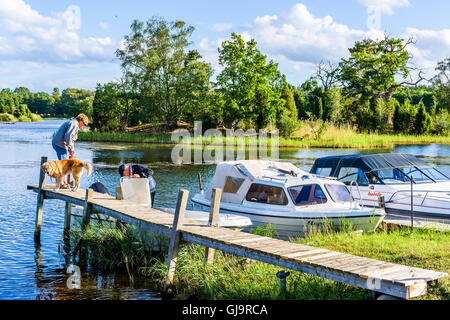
337,167,369,185
223,176,245,193
372,168,409,184
314,167,332,177
288,184,328,206
325,184,351,202
246,184,288,205
365,171,381,184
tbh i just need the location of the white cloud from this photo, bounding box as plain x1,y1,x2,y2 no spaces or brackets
204,3,446,84
359,0,410,15
0,0,116,63
197,37,224,73
99,21,109,30
212,23,233,32
403,28,450,77
243,3,384,66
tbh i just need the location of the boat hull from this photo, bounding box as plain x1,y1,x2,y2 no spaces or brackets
351,183,450,222
191,197,385,240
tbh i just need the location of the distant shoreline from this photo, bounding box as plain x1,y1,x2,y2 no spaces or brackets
78,130,450,149
0,113,42,122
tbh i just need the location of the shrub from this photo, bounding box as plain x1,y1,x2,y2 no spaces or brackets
277,109,298,138
0,113,17,121
432,111,449,135
413,102,432,134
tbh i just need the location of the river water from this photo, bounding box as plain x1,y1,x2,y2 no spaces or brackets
0,120,448,300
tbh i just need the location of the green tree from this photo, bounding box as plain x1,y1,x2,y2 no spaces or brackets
28,92,55,115
292,87,306,119
338,35,426,131
433,58,450,115
392,98,402,132
432,110,449,135
323,87,344,124
60,88,94,118
393,99,415,134
338,35,424,103
216,33,285,129
281,86,297,119
316,97,323,120
92,82,123,132
413,101,432,134
116,17,212,126
276,85,298,137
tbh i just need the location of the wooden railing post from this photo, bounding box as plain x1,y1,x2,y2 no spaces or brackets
115,186,122,200
34,156,47,243
163,189,189,292
205,188,222,265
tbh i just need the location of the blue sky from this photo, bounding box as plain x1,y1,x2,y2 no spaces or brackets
0,0,449,93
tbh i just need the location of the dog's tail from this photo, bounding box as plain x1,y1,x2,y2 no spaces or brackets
83,162,92,177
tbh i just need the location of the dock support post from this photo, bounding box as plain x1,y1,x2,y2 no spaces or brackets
82,188,94,230
34,156,47,243
163,189,189,293
205,188,222,265
63,201,72,253
115,186,123,230
79,188,93,265
64,202,72,235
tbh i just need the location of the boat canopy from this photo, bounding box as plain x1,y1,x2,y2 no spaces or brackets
205,160,308,203
310,153,431,175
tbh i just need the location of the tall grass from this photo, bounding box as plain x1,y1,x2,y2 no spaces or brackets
69,220,168,279
292,224,450,300
78,121,450,148
67,219,449,300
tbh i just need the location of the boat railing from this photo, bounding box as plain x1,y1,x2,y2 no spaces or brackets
349,181,364,209
386,189,450,205
262,175,289,183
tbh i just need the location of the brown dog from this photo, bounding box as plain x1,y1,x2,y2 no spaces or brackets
42,159,92,191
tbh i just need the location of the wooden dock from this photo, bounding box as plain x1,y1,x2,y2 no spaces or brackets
28,159,447,299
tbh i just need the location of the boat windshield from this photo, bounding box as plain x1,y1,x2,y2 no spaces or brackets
372,167,449,184
400,167,448,182
288,184,327,206
372,168,410,184
324,184,351,202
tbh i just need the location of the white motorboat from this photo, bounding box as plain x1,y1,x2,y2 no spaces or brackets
191,160,386,239
310,153,450,222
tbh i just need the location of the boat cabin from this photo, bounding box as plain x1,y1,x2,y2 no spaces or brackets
310,153,449,186
203,160,353,208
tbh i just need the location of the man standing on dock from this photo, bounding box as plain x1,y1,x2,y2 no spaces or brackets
51,114,89,188
52,114,89,160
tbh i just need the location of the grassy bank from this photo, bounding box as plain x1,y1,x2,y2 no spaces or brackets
69,222,449,300
0,112,42,122
78,122,450,148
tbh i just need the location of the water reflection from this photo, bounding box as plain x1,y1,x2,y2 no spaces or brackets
0,120,449,299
